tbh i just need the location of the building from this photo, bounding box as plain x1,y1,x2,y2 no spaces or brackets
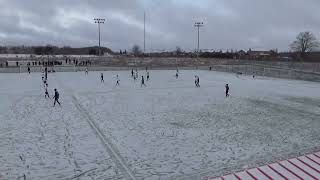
247,48,278,59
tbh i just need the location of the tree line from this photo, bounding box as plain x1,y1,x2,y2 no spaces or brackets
0,45,113,55
0,31,319,60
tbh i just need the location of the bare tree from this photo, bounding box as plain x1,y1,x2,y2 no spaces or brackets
290,31,319,56
132,44,142,56
175,46,182,56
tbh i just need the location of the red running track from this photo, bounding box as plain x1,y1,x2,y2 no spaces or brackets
204,152,320,180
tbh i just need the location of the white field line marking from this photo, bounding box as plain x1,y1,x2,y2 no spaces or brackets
70,95,136,180
54,75,135,180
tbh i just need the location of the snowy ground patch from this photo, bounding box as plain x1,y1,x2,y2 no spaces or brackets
0,70,320,179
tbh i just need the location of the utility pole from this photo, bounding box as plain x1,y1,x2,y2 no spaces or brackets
94,18,105,56
144,11,146,54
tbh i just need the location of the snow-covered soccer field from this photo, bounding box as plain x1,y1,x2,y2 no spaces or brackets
1,70,320,180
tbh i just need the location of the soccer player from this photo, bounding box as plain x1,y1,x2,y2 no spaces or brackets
101,73,104,83
141,76,146,87
197,76,200,87
195,76,200,87
45,87,50,99
116,75,120,86
225,84,230,97
53,89,61,106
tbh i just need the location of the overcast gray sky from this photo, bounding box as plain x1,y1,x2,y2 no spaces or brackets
0,0,319,52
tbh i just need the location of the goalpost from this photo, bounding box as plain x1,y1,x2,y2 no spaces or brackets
19,65,30,73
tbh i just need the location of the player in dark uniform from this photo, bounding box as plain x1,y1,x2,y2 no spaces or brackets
194,76,197,87
147,72,150,81
225,84,230,97
45,67,48,80
101,73,104,83
116,75,120,86
53,88,61,106
45,87,50,99
197,76,200,87
43,79,47,88
195,76,200,87
141,76,146,87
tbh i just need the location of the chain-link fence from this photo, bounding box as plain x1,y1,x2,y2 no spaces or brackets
210,63,320,82
1,57,320,82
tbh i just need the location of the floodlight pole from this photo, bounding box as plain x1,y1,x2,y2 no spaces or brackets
144,11,146,54
194,22,204,69
94,18,105,56
194,22,204,58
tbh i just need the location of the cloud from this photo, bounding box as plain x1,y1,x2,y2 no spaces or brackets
0,0,320,51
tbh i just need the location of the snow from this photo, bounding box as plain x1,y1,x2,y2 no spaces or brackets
0,70,320,179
